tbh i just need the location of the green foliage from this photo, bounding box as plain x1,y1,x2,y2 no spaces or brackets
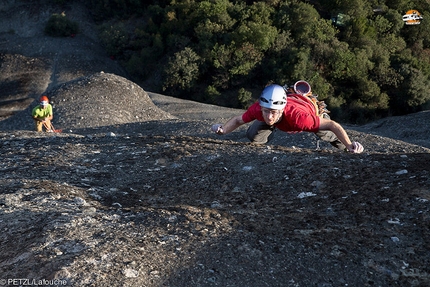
287,2,323,45
373,15,393,36
85,0,150,20
205,85,221,103
162,47,201,96
233,22,278,51
417,11,430,48
237,87,253,108
86,0,430,122
44,13,79,37
391,63,430,112
98,23,129,56
229,43,264,76
383,9,404,35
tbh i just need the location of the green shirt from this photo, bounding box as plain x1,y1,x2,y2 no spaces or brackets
32,104,53,119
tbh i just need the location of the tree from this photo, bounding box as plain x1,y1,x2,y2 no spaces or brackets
98,22,129,56
162,47,201,96
237,87,253,108
393,63,430,113
44,12,79,37
86,0,430,122
286,2,323,46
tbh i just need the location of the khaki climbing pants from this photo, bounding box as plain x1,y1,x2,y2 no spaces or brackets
34,119,52,132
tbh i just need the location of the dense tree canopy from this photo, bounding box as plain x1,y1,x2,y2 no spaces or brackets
82,0,430,122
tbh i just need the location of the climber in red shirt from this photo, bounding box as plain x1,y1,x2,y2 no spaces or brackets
211,83,364,153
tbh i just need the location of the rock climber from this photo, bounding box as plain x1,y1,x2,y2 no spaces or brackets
211,82,364,153
31,95,54,132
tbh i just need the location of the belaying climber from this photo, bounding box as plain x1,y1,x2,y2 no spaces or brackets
31,95,54,132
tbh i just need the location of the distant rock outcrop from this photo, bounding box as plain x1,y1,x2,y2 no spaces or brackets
0,72,175,132
49,72,176,129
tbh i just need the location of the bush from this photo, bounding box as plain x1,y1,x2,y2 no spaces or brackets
98,22,129,56
238,87,252,108
44,12,79,37
162,47,201,96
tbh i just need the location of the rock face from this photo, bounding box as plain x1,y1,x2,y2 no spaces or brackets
1,128,430,287
1,1,430,287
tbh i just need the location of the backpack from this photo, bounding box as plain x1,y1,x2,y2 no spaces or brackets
284,81,330,116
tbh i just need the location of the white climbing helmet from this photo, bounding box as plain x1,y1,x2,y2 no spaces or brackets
259,84,287,110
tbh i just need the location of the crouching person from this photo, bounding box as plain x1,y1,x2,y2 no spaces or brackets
32,95,54,132
211,84,363,153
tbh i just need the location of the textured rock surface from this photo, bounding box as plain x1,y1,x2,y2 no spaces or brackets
0,1,429,286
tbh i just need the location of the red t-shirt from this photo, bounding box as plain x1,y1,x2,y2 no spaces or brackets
242,94,320,133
